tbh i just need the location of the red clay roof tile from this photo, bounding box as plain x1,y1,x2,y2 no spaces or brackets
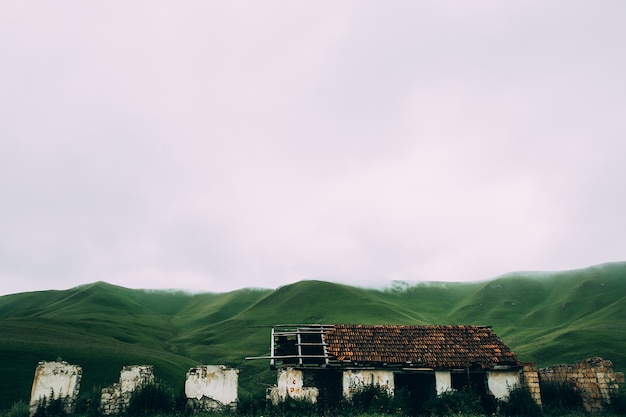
324,324,520,369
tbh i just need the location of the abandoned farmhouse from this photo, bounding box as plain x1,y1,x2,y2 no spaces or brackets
252,324,533,408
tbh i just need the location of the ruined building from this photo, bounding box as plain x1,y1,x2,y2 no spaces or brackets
249,324,537,409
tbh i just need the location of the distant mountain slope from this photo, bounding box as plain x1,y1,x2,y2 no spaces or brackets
1,262,624,410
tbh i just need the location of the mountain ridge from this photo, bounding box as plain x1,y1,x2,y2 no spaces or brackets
1,262,625,410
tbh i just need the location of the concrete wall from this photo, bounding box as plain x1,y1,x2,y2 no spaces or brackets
185,365,238,410
486,370,520,400
29,361,82,416
539,357,624,413
100,365,154,415
342,370,394,399
267,367,319,404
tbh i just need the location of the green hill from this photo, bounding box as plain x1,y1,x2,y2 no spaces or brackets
1,262,625,411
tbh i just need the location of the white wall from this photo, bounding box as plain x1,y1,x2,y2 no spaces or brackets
185,365,238,406
30,361,81,415
268,367,318,404
435,371,452,394
342,370,395,398
119,365,154,393
487,371,520,400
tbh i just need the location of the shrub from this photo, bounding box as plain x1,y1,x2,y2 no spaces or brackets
237,393,270,416
267,397,319,417
172,387,192,415
539,381,583,415
609,389,626,415
499,385,542,417
350,384,395,414
422,388,483,416
74,385,102,417
31,396,69,417
5,400,29,417
125,381,175,416
338,384,401,416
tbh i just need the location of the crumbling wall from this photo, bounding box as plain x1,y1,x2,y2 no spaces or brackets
342,369,394,399
267,367,319,404
100,365,154,415
29,361,82,416
539,357,624,413
185,365,238,411
487,370,521,400
520,362,542,405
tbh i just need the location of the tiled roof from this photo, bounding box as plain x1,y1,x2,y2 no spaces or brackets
324,324,520,369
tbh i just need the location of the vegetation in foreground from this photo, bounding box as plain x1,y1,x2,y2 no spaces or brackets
9,382,626,417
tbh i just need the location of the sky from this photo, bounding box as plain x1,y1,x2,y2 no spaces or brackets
1,1,625,296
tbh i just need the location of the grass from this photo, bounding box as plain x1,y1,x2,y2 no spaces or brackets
1,262,625,411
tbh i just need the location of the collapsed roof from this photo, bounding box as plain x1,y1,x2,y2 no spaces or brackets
249,324,521,370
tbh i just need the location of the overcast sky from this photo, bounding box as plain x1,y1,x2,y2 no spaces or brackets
1,1,625,296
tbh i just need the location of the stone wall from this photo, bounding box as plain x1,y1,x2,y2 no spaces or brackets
520,362,542,405
539,357,624,413
100,365,155,415
29,361,82,416
185,365,239,411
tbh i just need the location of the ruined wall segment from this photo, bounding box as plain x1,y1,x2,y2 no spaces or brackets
185,365,239,411
267,367,319,405
520,362,542,405
100,365,154,415
342,369,394,399
29,361,82,416
539,357,624,413
487,370,521,400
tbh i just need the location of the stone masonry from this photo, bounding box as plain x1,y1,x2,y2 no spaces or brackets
539,357,625,413
100,365,155,415
520,362,542,405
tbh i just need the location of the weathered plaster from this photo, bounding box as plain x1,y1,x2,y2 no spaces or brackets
434,371,452,394
100,365,154,415
119,365,154,393
487,370,520,400
29,361,82,416
342,370,394,398
185,365,238,410
267,368,319,404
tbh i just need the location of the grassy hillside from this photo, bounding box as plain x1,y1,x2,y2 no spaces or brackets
1,262,625,411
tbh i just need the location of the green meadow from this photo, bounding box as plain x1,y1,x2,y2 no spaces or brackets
1,262,625,411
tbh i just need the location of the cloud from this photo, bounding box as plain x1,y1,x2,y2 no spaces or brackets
1,1,625,295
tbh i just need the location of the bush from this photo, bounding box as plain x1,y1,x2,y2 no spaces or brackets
609,389,626,415
237,393,270,416
422,388,483,416
350,384,395,414
125,381,175,416
5,400,29,417
338,384,405,416
32,396,69,417
499,385,542,417
540,381,583,415
267,397,319,417
74,385,102,417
